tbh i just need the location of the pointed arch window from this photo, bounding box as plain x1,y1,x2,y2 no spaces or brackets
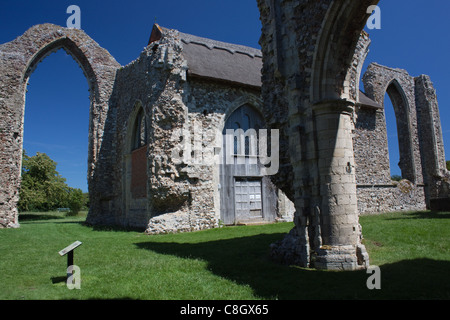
132,108,148,151
223,104,264,158
129,106,148,199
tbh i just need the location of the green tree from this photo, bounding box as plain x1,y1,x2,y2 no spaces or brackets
18,151,79,212
447,160,450,171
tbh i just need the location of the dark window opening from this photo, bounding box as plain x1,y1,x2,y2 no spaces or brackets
132,109,148,151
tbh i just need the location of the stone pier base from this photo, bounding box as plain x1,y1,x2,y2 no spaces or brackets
270,229,370,271
313,244,369,271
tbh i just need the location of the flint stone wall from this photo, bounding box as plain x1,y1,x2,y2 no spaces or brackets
0,24,120,229
94,28,294,233
361,63,450,211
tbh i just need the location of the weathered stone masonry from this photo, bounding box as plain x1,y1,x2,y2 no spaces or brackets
1,1,449,271
359,63,450,213
258,0,448,270
0,24,120,229
257,0,380,270
86,24,295,233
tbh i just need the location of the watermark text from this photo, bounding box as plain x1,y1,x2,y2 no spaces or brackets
66,5,81,29
67,265,81,290
367,5,381,30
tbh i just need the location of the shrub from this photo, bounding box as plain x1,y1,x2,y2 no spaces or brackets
67,188,84,216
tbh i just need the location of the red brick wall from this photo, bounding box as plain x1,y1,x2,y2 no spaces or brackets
131,146,147,199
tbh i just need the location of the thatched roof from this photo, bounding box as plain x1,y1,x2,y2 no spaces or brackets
149,24,262,88
148,24,381,108
179,32,263,88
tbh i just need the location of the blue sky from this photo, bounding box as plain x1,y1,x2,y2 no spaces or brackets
1,1,449,191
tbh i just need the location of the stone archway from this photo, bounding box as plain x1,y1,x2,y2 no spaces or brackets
362,62,450,209
257,0,379,270
384,80,417,182
0,24,120,228
363,63,422,184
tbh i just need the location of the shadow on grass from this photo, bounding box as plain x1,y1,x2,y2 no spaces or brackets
135,233,450,300
51,276,67,284
19,213,67,222
386,211,450,220
86,223,145,233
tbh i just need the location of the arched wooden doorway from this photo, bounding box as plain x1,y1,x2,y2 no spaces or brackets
220,104,277,225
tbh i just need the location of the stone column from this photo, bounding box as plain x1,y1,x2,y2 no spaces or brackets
415,75,450,209
312,99,369,270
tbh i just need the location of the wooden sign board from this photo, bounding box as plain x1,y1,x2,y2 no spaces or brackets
59,241,82,256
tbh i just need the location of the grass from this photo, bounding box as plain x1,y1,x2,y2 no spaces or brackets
0,210,449,300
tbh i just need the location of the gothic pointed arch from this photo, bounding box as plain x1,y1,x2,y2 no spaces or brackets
385,79,416,181
0,23,120,228
126,100,148,153
130,101,149,200
362,63,421,183
311,0,380,102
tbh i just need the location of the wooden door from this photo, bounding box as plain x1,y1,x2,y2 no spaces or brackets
220,104,273,225
234,178,263,223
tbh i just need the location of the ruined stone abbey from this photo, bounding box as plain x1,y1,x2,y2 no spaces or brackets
1,0,449,270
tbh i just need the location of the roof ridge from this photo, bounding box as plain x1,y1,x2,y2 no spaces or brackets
149,24,262,58
178,31,262,58
149,24,263,88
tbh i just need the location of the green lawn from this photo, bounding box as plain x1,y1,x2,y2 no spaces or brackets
0,210,449,300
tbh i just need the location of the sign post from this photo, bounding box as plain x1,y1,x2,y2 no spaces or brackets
58,241,82,282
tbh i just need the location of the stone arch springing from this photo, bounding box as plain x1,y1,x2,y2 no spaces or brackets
311,0,380,102
0,24,120,228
